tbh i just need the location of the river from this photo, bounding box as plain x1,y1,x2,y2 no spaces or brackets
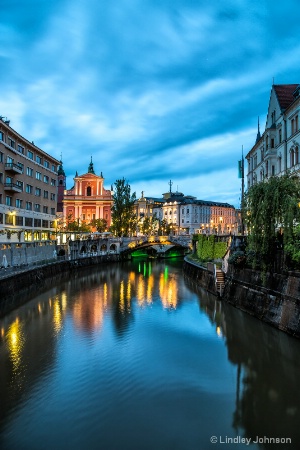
0,259,299,450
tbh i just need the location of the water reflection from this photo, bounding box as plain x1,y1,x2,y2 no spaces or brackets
6,318,25,379
222,303,300,447
0,260,299,449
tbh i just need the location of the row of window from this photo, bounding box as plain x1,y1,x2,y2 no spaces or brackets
25,185,56,200
0,174,56,200
0,131,57,172
0,195,55,214
26,167,56,185
0,213,55,228
164,208,234,216
250,146,299,183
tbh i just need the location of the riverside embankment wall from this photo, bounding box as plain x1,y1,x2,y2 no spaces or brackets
183,259,217,295
0,255,119,317
183,259,300,338
223,265,300,338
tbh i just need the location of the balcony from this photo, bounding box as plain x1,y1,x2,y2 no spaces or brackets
4,182,23,193
5,162,23,174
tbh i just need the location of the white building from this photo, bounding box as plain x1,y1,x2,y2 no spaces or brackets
136,189,238,235
246,84,300,187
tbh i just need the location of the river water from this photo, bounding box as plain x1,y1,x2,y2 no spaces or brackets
0,259,299,450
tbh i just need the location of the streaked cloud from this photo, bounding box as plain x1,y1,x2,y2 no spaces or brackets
1,0,300,207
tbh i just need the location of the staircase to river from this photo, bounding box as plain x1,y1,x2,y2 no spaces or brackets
215,268,225,296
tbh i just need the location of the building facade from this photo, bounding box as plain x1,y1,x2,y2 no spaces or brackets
246,84,300,187
0,117,60,247
135,187,238,235
63,159,113,228
161,194,237,235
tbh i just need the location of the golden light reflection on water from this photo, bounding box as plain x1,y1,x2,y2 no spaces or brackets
56,262,181,333
103,283,108,308
120,280,125,312
146,274,154,304
137,274,146,306
159,273,178,309
53,298,62,334
216,326,223,338
61,292,67,311
73,284,109,332
127,279,131,301
6,318,24,375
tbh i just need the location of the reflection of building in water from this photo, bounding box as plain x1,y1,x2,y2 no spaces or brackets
0,289,60,426
72,286,109,333
222,303,300,444
159,273,178,309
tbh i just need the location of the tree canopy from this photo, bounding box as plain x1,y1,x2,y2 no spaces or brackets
110,178,137,236
245,173,300,268
90,218,107,232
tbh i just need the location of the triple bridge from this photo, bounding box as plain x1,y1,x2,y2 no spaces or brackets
68,235,192,259
122,235,192,258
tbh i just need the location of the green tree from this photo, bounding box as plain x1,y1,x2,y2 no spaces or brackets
139,216,158,235
65,213,91,232
111,178,137,236
90,218,107,232
158,219,171,235
245,173,300,269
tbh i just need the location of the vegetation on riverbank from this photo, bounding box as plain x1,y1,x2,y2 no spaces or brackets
231,173,300,272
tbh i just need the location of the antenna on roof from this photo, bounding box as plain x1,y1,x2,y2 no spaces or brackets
272,77,275,85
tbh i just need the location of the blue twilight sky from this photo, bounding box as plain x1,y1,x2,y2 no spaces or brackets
1,0,300,207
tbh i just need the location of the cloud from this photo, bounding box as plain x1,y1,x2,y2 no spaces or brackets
1,0,300,210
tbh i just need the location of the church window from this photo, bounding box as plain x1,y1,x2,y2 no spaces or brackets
87,186,91,196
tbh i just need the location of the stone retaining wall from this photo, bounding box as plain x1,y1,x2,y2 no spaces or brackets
183,259,217,296
183,259,300,338
223,265,300,338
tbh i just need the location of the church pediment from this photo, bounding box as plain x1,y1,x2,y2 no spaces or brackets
76,173,103,180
